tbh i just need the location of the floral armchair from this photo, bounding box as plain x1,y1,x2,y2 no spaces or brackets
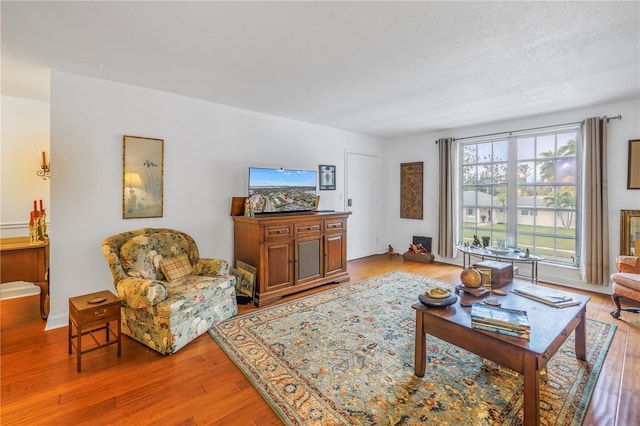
101,228,237,354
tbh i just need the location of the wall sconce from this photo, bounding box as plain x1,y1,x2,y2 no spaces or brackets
37,151,50,180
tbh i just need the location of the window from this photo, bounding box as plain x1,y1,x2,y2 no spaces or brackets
459,128,579,265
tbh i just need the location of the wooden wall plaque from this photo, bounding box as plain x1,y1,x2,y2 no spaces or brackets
400,162,423,219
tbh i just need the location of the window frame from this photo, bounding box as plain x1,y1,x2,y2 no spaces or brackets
457,126,581,266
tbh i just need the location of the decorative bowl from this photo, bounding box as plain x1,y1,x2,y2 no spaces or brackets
488,247,511,255
418,292,457,308
427,288,451,299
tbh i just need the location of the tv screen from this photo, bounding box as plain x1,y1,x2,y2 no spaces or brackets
248,167,317,214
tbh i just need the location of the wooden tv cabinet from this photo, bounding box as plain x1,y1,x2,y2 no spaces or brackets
233,212,350,306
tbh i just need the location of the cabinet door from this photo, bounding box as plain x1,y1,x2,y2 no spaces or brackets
325,233,347,277
296,236,323,285
263,240,294,292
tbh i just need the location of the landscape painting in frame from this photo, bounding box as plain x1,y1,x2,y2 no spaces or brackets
123,135,164,219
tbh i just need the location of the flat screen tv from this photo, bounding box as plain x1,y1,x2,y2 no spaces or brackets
248,167,317,214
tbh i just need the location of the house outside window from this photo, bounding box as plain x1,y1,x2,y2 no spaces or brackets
459,128,579,265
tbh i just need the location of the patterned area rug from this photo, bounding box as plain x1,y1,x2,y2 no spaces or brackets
210,271,615,425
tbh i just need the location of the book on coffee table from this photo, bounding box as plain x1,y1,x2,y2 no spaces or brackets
470,304,530,329
472,322,531,340
471,303,531,340
512,285,581,308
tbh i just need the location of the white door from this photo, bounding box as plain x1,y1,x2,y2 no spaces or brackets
346,152,379,260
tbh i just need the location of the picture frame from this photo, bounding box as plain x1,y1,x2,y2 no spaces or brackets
620,210,640,256
627,139,640,189
477,268,492,291
319,165,336,190
123,135,164,219
232,260,257,304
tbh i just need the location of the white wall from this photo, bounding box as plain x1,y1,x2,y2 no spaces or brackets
1,95,50,237
47,71,381,329
8,70,638,328
381,97,640,293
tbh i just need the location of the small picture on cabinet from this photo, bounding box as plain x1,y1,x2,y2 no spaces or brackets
319,165,336,190
232,260,257,304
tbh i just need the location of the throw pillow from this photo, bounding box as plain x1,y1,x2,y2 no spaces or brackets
160,253,193,282
120,235,160,281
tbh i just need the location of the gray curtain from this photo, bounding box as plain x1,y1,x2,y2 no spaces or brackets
437,137,455,258
581,117,609,285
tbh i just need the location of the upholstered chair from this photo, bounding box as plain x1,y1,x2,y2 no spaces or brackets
610,256,640,319
102,228,237,354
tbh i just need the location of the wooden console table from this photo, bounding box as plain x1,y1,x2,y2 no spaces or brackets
0,237,50,320
233,211,350,306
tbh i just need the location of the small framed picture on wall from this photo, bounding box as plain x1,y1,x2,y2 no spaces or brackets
319,165,336,190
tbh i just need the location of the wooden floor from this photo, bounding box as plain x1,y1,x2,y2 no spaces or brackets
1,255,639,425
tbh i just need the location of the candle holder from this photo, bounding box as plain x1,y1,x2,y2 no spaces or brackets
36,163,50,180
37,151,50,180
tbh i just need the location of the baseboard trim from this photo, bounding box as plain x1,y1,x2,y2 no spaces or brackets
45,314,68,331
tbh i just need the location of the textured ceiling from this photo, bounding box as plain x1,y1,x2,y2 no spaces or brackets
2,1,638,139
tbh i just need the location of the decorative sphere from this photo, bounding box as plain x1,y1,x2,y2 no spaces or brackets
460,267,483,288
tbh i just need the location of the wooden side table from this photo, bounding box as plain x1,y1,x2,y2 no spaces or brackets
68,290,121,372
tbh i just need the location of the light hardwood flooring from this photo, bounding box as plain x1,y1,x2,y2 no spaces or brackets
1,255,639,425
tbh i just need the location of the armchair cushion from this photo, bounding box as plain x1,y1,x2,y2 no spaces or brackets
116,277,168,308
611,273,640,293
160,253,193,282
616,256,640,273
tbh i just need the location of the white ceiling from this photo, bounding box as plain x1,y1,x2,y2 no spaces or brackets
2,1,639,139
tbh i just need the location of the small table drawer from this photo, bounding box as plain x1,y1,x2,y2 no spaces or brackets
77,303,120,324
265,224,293,240
325,219,346,233
295,222,322,236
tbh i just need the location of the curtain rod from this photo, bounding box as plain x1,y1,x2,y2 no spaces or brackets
435,114,622,143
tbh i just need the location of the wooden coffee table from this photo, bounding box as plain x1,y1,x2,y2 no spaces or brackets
412,281,590,426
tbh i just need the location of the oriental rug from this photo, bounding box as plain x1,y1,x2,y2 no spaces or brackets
209,271,615,425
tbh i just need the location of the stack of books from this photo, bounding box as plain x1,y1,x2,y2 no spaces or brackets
471,303,531,340
512,284,580,308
